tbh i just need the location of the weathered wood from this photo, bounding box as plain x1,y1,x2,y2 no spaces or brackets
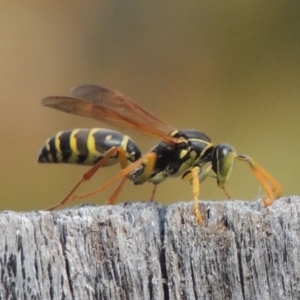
0,197,299,300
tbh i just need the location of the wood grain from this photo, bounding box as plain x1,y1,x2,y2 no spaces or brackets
0,197,298,300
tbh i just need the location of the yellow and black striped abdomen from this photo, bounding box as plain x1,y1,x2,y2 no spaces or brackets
38,128,142,166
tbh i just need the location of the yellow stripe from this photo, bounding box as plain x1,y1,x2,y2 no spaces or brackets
45,138,51,151
121,135,129,153
45,138,52,161
54,131,63,161
87,129,101,154
86,129,103,164
69,129,81,157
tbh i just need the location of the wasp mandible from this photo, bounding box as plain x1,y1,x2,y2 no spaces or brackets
38,85,282,223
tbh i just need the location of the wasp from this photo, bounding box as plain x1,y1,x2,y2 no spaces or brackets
38,84,282,223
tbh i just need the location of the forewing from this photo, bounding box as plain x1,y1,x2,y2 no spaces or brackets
72,84,175,135
42,85,177,142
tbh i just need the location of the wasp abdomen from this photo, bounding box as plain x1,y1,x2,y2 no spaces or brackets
38,128,141,166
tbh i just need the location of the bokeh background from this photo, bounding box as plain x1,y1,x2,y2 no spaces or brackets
1,2,299,211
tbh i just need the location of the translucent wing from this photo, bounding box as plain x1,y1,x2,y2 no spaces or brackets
41,84,177,143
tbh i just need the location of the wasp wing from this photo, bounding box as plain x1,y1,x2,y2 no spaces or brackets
42,85,177,143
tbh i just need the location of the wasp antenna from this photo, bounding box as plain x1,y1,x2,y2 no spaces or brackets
236,155,282,206
250,167,275,206
249,160,283,199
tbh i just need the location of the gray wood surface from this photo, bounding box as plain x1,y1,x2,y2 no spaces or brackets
0,196,299,300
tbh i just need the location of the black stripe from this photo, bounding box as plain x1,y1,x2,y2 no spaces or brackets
38,144,51,163
59,131,73,163
93,130,123,152
48,137,58,162
75,130,90,163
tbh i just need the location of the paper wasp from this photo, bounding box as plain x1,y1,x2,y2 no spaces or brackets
38,84,282,223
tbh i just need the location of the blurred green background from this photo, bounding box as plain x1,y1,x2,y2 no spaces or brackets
0,2,299,211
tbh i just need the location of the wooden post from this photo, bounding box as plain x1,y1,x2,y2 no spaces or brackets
0,197,299,299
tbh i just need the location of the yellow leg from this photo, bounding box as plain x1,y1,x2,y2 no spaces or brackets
182,166,211,223
106,176,128,205
46,146,129,211
182,165,211,184
71,152,157,202
191,167,203,224
105,150,158,205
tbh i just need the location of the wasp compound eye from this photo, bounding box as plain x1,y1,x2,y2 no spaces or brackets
211,144,236,188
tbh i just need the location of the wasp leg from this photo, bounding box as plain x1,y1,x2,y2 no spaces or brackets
110,151,158,203
149,185,157,202
220,185,232,200
190,166,204,224
46,146,129,211
140,154,160,202
182,166,204,223
104,147,129,205
182,165,212,184
103,146,158,205
181,165,213,223
71,152,158,202
106,176,128,205
183,165,231,198
193,165,232,200
236,155,282,206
